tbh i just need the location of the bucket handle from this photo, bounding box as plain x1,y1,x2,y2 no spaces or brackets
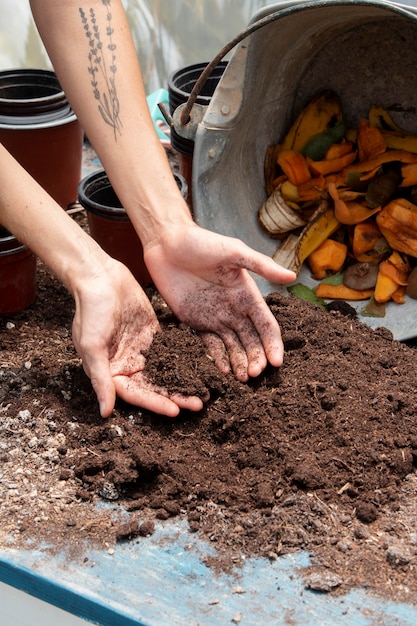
178,8,284,127
168,0,411,131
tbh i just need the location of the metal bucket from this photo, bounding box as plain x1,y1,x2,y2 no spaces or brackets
180,0,417,306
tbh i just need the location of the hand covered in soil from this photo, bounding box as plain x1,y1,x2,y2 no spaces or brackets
143,223,296,381
71,260,204,418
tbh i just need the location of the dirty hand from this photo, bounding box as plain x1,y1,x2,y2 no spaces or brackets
144,223,296,381
71,259,204,418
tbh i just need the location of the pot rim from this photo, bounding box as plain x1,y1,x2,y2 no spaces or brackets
78,171,127,220
0,243,30,257
0,68,78,129
0,113,78,130
168,61,228,113
79,170,188,220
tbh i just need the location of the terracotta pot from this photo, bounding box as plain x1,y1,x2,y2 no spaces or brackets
167,62,227,209
78,170,188,287
0,227,37,315
0,69,83,209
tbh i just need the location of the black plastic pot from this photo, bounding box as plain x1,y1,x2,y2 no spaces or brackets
0,69,83,208
167,62,227,207
78,169,188,286
168,61,228,123
0,226,37,315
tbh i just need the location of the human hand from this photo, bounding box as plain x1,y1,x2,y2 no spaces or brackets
143,223,296,382
71,259,204,417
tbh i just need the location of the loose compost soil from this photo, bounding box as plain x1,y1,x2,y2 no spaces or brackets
1,208,417,606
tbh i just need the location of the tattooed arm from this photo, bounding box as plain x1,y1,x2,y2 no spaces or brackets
30,0,189,241
29,0,296,381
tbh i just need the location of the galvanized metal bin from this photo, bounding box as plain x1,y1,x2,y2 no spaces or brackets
187,0,417,337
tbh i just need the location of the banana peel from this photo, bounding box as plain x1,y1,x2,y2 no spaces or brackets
368,105,402,132
381,130,417,154
259,185,306,236
281,90,343,155
368,105,417,153
265,91,344,190
296,201,340,266
345,149,417,175
272,233,301,273
280,180,301,203
348,105,417,154
347,128,417,155
272,199,340,274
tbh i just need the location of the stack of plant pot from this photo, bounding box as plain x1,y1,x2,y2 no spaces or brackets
0,68,83,314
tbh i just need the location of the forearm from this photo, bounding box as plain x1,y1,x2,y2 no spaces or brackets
29,0,193,248
0,143,111,296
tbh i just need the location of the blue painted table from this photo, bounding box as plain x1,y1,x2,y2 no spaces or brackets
1,517,417,625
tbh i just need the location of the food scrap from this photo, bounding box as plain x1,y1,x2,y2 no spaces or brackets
260,90,417,316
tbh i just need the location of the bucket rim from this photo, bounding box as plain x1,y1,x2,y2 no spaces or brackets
248,0,417,25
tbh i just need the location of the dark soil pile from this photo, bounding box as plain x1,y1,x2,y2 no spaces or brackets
1,220,417,603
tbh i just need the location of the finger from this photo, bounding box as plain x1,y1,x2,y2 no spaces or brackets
219,330,249,382
169,393,206,412
250,301,285,367
199,331,230,375
114,376,206,416
113,375,182,417
234,242,297,284
88,361,117,418
234,317,267,378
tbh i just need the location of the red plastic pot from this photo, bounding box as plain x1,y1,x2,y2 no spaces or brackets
78,169,188,287
0,228,37,315
0,69,83,209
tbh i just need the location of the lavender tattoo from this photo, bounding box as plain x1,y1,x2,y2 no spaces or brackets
79,0,122,139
